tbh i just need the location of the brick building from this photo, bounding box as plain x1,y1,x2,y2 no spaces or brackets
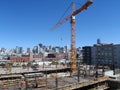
10,55,30,62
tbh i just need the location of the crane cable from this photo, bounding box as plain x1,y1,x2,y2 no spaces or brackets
57,2,71,24
57,0,85,24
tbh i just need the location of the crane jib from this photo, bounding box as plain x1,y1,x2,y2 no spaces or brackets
72,1,93,16
51,1,93,30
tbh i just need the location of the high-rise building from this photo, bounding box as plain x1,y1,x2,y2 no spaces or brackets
27,48,31,54
82,46,92,65
0,48,6,52
97,38,101,44
32,46,38,54
15,46,23,54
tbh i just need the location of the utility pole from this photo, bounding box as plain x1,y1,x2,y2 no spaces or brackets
55,61,58,90
78,66,80,82
45,69,47,90
25,77,28,90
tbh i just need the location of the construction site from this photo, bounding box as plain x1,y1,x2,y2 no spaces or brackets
0,65,109,90
0,0,120,90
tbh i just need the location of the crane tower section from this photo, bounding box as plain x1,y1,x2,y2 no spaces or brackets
70,2,76,73
51,0,93,73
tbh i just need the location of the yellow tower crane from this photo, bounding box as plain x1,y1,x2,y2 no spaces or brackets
51,0,93,73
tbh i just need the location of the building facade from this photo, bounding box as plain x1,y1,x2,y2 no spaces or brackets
10,55,30,62
82,46,92,65
91,43,120,68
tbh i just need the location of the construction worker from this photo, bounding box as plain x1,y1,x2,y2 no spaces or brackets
94,70,98,81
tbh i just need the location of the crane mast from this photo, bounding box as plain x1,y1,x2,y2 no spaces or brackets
52,0,93,73
71,2,76,73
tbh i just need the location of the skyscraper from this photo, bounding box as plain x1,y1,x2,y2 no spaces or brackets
15,46,23,54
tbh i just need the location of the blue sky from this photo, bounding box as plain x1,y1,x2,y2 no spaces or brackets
0,0,120,49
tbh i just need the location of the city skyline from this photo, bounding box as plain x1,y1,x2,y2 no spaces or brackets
0,0,120,49
0,43,69,52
